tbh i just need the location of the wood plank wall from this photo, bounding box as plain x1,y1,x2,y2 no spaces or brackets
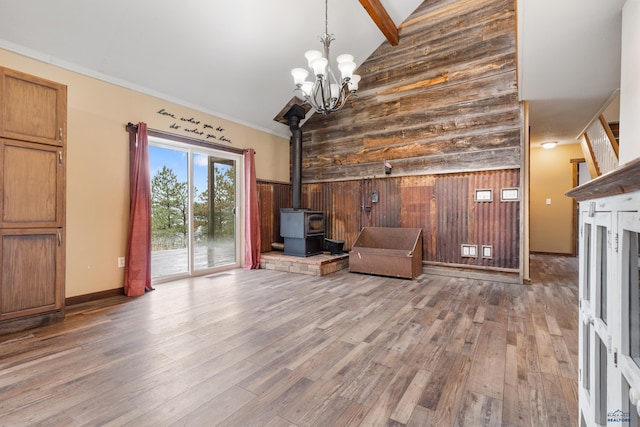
264,0,523,271
300,0,521,181
259,168,520,269
257,181,291,252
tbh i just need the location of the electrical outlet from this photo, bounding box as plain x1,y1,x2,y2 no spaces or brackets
461,244,478,258
118,257,125,268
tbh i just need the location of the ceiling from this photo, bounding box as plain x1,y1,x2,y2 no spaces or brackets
0,0,627,144
518,0,626,146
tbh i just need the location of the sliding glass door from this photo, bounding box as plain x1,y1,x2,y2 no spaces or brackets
149,138,241,280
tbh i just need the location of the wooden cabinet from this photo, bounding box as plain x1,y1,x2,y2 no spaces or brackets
0,67,66,146
0,229,64,321
1,139,65,228
0,66,66,332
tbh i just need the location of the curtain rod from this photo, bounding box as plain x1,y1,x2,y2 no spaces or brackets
125,122,247,155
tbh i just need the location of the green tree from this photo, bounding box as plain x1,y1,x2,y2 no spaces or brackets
151,165,188,249
193,187,209,242
212,164,236,238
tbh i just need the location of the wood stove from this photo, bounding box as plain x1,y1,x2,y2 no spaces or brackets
281,105,325,257
280,208,324,257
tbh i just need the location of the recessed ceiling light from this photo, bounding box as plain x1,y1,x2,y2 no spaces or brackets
541,141,558,149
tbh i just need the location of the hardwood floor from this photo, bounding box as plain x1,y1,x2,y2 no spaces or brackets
0,254,578,426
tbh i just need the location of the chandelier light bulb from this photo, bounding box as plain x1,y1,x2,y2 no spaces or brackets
348,74,361,91
330,83,340,99
301,81,314,97
336,54,354,64
310,57,328,77
338,60,356,80
291,68,309,86
305,50,323,68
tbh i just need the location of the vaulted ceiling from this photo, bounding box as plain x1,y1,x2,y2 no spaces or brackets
0,0,626,144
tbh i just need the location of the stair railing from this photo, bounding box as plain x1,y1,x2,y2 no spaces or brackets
581,115,619,178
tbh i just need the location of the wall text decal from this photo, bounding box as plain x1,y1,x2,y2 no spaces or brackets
157,108,233,144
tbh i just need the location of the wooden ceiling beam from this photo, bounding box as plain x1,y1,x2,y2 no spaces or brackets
358,0,399,46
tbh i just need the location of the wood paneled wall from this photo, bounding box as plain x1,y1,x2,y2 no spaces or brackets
300,0,521,181
264,0,523,271
259,168,520,269
257,181,290,252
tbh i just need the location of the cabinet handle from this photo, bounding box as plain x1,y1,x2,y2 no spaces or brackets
59,151,63,166
59,128,63,143
57,230,62,247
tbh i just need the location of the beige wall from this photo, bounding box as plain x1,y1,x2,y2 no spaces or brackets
530,143,583,254
1,49,289,297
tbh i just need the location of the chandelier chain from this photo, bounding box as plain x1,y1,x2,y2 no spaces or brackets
325,0,329,36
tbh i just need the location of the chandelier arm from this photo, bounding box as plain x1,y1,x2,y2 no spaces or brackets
318,79,330,112
334,84,347,110
309,80,324,112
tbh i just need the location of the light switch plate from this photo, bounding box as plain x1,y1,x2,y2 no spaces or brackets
500,188,519,201
482,245,493,258
474,189,493,202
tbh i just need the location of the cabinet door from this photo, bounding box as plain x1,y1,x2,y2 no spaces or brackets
1,139,65,228
579,209,613,425
0,228,64,320
0,67,66,146
618,212,640,424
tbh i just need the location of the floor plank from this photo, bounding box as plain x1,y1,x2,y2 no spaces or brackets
0,254,578,426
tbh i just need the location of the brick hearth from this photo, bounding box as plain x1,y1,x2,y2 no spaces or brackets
259,251,349,276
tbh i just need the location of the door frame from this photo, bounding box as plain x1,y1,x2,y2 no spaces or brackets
571,158,587,257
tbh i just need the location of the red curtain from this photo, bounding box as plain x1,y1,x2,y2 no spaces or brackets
124,122,153,296
243,148,260,269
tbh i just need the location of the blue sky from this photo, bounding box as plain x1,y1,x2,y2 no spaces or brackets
149,145,208,194
149,145,232,197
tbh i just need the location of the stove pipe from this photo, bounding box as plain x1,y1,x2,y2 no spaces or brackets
284,105,307,210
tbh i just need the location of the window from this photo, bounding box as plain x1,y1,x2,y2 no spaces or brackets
150,145,189,278
597,225,607,323
584,223,592,302
583,323,591,393
629,230,640,367
596,336,607,424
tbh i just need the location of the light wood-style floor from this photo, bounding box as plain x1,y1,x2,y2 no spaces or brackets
0,254,578,426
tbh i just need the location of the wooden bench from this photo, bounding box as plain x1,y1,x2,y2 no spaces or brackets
349,227,423,279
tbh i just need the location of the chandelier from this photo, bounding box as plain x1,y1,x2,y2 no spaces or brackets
291,0,360,115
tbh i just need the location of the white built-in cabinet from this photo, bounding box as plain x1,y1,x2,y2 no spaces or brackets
568,158,640,426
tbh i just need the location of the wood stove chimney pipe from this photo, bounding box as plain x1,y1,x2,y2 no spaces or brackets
284,105,307,210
